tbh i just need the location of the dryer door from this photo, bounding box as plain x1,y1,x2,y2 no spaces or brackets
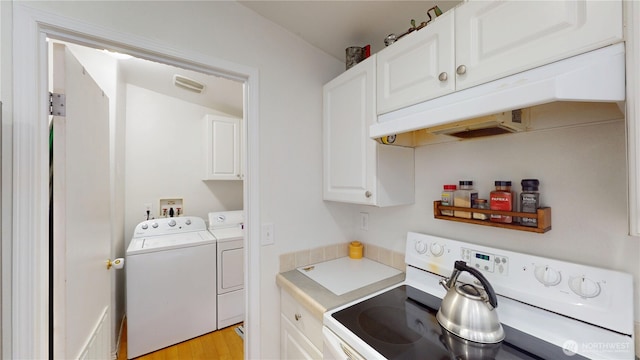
218,240,244,293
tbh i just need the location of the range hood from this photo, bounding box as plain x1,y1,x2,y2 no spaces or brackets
370,43,626,141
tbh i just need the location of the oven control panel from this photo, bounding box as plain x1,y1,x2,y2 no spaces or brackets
405,231,634,337
460,247,509,276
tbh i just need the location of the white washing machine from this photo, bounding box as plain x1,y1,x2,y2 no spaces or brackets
208,210,244,329
126,216,217,359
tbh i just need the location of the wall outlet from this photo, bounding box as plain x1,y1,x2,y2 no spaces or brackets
144,203,152,220
360,212,369,231
262,223,275,246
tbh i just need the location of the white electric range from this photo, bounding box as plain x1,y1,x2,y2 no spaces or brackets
323,232,635,359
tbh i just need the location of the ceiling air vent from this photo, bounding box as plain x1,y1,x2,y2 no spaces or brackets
173,74,205,94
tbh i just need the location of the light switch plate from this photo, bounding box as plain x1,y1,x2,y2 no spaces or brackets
360,212,369,231
262,223,275,245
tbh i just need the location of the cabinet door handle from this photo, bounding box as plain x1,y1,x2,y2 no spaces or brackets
456,65,467,75
438,72,448,81
294,313,302,321
365,191,372,198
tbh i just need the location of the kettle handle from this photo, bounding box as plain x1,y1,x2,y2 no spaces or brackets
454,260,499,309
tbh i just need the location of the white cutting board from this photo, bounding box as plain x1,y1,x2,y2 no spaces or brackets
297,257,402,295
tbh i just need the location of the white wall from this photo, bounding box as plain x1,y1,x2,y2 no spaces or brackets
351,104,640,341
124,83,243,240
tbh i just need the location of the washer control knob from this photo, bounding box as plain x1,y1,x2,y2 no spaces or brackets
141,224,148,230
168,219,177,227
569,276,601,298
152,222,159,228
185,219,192,225
429,243,445,257
414,240,428,254
534,265,562,286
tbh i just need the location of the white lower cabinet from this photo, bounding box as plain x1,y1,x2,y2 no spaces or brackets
280,289,323,360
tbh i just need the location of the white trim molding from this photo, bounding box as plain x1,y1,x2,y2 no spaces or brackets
11,4,261,359
626,0,640,237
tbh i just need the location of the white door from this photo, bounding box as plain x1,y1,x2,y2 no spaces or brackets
51,43,112,359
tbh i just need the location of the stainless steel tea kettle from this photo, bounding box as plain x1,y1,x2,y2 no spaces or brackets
436,260,505,344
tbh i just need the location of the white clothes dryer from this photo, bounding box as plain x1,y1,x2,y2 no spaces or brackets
208,210,244,329
126,216,216,359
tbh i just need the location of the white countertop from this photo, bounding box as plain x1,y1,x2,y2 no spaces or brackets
296,257,402,296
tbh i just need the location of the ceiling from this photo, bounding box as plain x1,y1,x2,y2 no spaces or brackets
89,1,463,116
118,57,244,117
239,0,462,62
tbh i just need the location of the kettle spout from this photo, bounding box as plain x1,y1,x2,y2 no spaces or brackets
440,267,462,291
439,278,449,291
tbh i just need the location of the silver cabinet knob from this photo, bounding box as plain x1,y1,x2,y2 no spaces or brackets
456,65,467,75
438,72,448,81
294,313,302,321
365,191,372,198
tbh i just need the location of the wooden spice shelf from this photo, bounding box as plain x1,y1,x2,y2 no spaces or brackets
434,201,552,233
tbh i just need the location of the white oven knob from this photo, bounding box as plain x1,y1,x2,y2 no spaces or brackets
429,243,445,257
568,276,601,298
534,265,562,286
414,240,428,254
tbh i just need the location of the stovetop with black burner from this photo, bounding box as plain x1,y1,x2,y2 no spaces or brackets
331,285,588,360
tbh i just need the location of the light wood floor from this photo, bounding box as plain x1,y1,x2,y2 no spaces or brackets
117,319,244,360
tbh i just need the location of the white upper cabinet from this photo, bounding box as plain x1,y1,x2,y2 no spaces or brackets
455,0,623,91
376,0,623,115
376,9,455,115
203,114,243,180
323,56,414,206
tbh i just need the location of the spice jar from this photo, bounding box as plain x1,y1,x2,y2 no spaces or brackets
472,199,490,220
454,181,478,219
490,181,514,223
520,179,540,227
441,184,457,216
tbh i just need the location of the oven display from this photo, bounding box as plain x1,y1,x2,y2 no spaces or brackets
472,251,495,272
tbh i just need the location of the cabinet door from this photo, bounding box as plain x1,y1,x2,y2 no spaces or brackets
455,0,623,91
323,57,377,205
376,9,454,115
203,115,242,180
280,314,322,360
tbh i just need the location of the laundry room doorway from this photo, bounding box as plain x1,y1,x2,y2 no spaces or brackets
50,39,247,358
11,5,261,359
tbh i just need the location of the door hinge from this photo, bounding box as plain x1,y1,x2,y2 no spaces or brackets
50,92,66,116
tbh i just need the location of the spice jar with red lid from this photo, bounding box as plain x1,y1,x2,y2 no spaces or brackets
490,181,514,223
441,184,457,216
